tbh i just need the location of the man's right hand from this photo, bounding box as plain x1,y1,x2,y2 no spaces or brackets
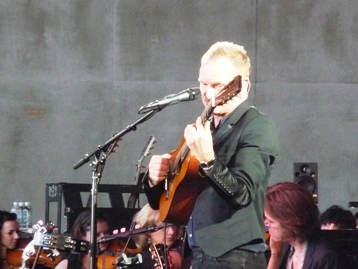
148,153,172,186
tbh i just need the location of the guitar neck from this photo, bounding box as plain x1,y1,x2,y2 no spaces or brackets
134,135,155,184
170,75,243,177
169,102,213,176
127,135,155,208
200,102,214,124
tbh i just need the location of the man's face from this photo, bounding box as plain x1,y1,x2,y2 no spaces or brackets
198,56,248,117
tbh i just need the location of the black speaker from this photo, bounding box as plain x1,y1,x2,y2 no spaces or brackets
293,162,318,203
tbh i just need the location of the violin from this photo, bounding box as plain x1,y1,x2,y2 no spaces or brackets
23,249,62,269
97,240,141,269
6,238,30,269
6,238,62,269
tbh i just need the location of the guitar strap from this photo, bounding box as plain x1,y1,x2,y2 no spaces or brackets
236,106,261,129
213,105,261,145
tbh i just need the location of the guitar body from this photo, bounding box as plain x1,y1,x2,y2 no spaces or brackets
159,137,203,225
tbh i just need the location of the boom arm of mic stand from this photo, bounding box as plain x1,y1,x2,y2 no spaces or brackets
73,109,159,269
72,109,158,170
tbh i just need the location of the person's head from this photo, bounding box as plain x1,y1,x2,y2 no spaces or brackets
70,210,110,252
0,210,20,250
198,41,251,117
132,204,180,250
320,205,356,230
264,182,320,244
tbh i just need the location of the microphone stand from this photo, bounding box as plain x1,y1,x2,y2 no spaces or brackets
73,109,158,170
73,109,159,269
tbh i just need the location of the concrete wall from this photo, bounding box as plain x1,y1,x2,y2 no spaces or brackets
1,0,357,229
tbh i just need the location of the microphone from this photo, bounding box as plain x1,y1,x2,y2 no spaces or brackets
138,87,200,114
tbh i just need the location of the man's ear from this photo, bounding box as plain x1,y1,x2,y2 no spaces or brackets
242,77,251,94
247,81,251,94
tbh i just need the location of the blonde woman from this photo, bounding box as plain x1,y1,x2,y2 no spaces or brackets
132,204,183,269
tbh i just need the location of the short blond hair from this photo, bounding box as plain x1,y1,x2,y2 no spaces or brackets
201,41,251,77
132,204,161,249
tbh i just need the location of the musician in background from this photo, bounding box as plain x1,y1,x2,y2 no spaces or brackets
132,203,183,269
320,204,356,230
54,210,110,269
143,41,280,269
0,210,20,269
265,182,355,269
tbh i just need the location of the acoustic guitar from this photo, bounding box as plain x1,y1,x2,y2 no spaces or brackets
159,74,242,225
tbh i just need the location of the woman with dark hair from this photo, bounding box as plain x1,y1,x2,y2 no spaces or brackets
265,182,352,269
54,210,110,269
0,210,20,269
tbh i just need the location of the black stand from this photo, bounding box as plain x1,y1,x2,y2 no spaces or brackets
72,109,159,269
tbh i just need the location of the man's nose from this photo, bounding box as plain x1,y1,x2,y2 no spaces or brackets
205,87,217,100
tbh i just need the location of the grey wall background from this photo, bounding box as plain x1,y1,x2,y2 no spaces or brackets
1,1,357,230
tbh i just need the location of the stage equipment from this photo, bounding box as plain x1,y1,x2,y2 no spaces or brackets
293,162,318,203
45,183,144,233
